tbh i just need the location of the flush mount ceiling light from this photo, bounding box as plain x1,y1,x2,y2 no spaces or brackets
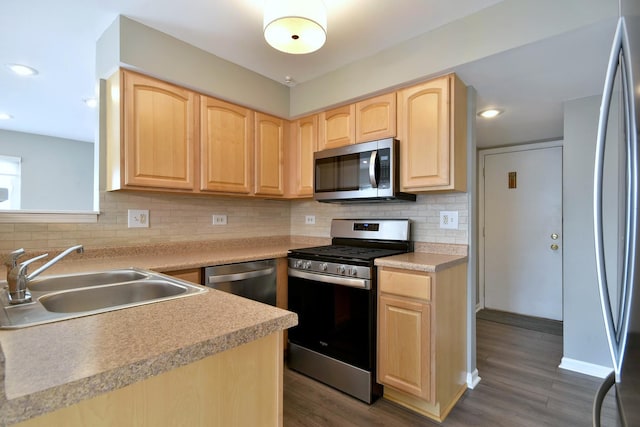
0,113,13,120
7,63,38,76
477,108,503,119
264,0,327,54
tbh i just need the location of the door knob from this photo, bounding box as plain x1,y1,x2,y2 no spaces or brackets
551,233,559,240
551,244,559,250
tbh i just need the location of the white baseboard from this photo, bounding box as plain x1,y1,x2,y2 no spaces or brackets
467,369,481,389
559,357,613,379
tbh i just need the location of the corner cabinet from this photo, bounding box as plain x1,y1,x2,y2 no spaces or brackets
200,96,253,195
106,70,198,191
287,115,318,197
255,112,285,197
377,262,467,422
397,74,467,192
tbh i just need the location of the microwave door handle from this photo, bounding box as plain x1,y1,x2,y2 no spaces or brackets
369,150,378,188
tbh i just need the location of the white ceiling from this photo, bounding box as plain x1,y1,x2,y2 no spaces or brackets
0,0,617,147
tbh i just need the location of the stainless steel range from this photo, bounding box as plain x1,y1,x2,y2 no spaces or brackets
287,219,411,403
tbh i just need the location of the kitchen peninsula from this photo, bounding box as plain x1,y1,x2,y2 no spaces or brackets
0,237,303,426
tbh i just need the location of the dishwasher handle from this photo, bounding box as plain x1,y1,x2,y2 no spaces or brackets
207,267,275,284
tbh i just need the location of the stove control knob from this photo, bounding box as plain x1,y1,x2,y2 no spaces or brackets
304,261,312,269
338,265,346,274
320,263,328,271
294,260,303,269
351,268,358,277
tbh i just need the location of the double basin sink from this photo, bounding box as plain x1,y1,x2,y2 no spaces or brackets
0,268,208,329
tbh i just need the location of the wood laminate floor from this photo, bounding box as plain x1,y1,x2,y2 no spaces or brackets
283,316,620,426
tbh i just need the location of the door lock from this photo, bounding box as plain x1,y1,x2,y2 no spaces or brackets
551,244,559,251
551,233,559,240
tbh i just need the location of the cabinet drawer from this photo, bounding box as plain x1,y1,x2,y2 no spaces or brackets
379,269,431,300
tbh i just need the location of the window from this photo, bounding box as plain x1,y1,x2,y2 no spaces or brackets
0,155,21,210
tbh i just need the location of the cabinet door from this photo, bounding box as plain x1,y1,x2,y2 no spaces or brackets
318,104,355,150
378,294,432,401
255,112,285,196
397,76,450,190
288,115,317,197
200,96,253,194
122,71,197,190
356,93,396,143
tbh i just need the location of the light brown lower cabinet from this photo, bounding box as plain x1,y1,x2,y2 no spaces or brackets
163,268,202,284
16,332,284,427
377,263,467,422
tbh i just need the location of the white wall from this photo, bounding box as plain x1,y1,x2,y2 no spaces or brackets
95,1,617,121
96,16,290,119
562,96,612,370
289,0,617,116
0,130,94,211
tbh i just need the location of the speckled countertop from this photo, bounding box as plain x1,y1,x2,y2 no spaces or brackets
0,290,297,426
0,235,329,279
0,236,319,426
0,237,466,425
375,251,468,272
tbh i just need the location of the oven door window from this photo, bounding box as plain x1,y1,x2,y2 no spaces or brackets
288,274,375,371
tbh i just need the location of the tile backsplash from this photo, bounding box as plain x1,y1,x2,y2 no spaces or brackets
0,191,290,251
290,193,469,244
1,191,468,250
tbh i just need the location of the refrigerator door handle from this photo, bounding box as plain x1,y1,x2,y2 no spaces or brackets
592,370,616,427
594,18,626,374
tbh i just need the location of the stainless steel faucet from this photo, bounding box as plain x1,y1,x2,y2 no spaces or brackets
4,245,84,304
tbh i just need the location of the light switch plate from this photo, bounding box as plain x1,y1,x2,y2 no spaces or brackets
212,214,228,225
128,209,149,228
440,211,458,229
305,215,316,225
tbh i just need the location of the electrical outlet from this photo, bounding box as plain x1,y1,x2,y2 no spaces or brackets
212,214,228,225
128,209,149,228
440,211,459,229
305,215,316,225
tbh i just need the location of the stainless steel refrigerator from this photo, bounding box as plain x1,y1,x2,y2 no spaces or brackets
593,0,640,425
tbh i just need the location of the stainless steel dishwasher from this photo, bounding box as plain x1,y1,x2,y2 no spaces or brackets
203,259,276,305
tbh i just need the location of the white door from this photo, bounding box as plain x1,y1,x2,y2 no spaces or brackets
482,145,563,320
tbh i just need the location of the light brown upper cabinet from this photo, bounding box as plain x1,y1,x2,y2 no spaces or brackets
397,74,467,192
288,115,318,197
107,70,198,191
200,96,254,195
355,93,396,143
255,112,285,197
318,104,356,150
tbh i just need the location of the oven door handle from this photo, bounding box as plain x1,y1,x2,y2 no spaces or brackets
288,268,371,289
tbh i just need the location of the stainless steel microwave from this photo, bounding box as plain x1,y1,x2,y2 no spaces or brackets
313,138,416,203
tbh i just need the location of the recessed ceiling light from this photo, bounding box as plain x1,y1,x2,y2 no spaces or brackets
477,108,503,119
83,98,98,108
7,64,38,76
0,113,13,120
